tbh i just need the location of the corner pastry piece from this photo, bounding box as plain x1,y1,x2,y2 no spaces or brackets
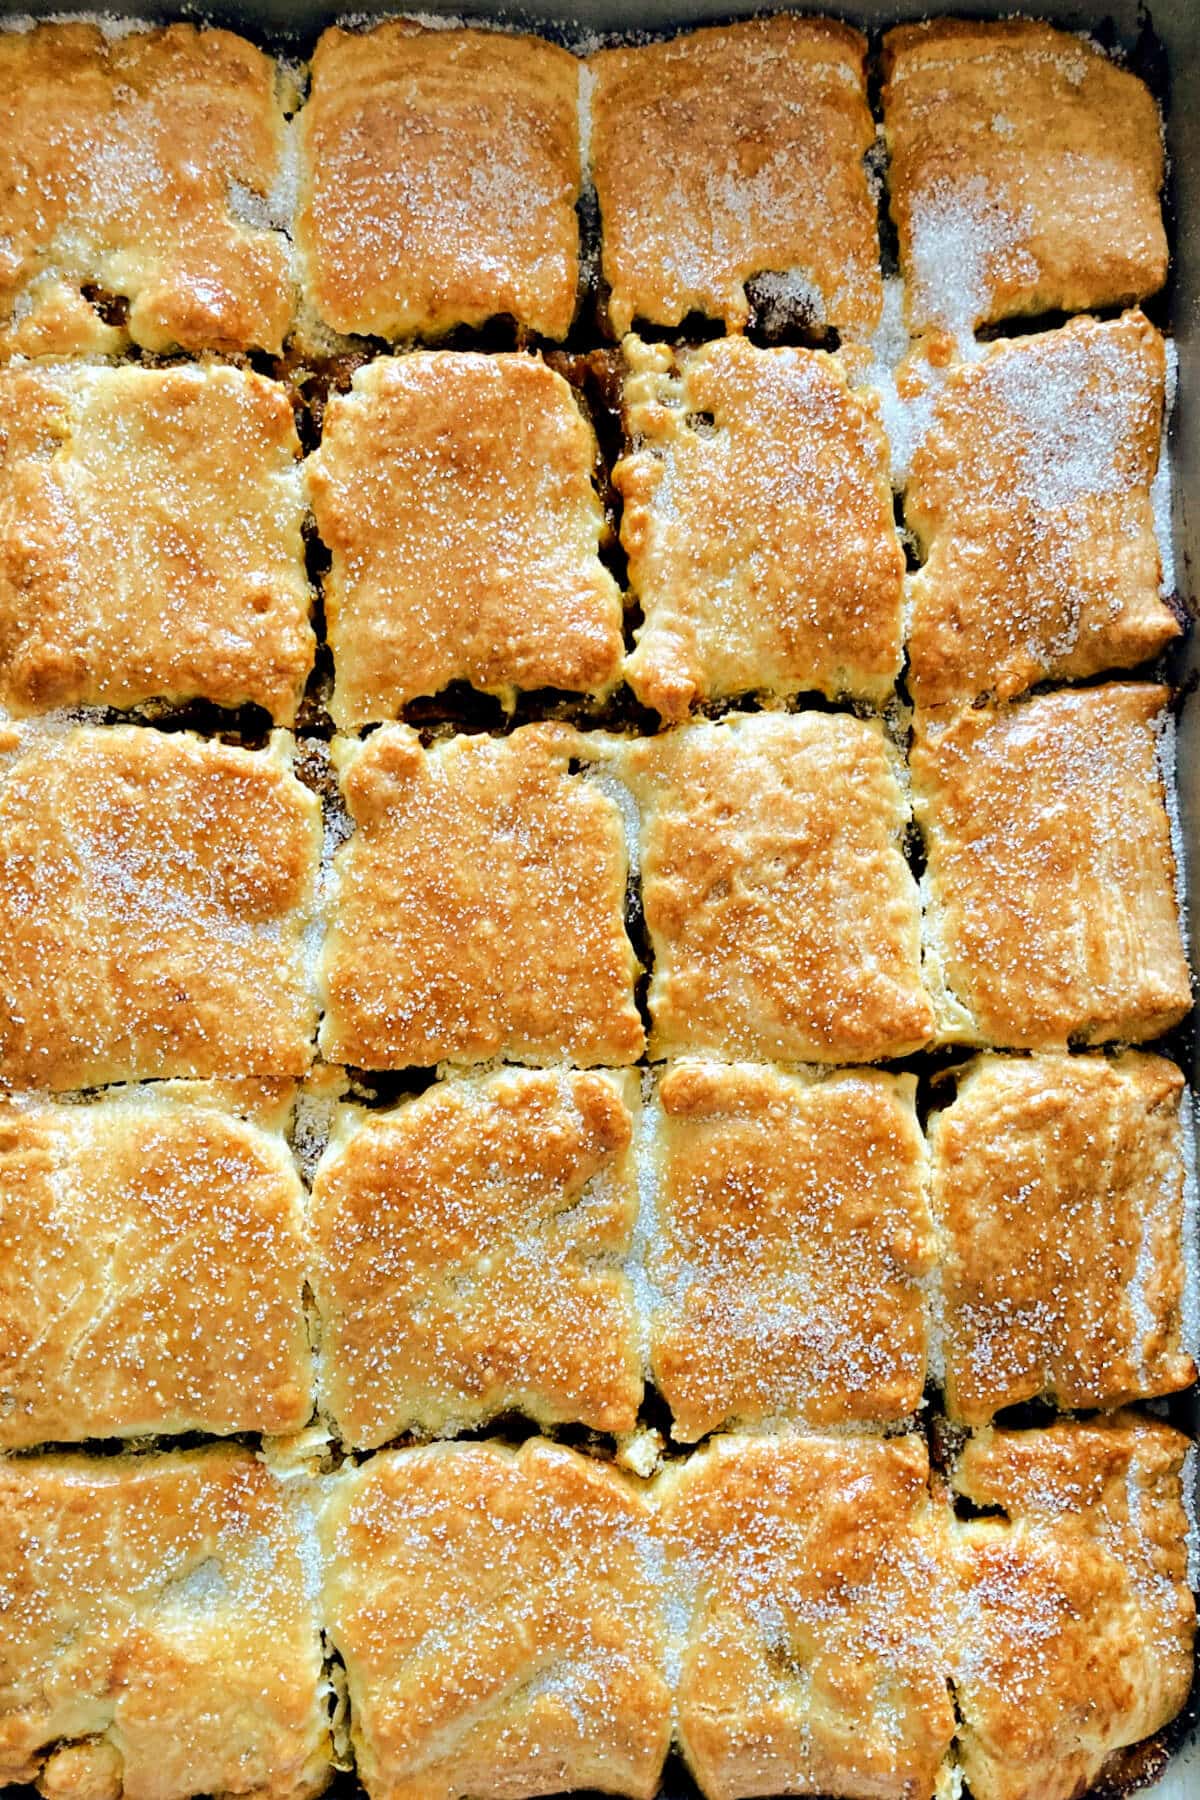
319,1438,670,1800
883,19,1167,337
311,1068,641,1446
646,1061,933,1439
0,23,294,358
618,712,933,1062
949,1415,1196,1800
912,685,1191,1048
307,354,621,727
617,336,903,719
0,364,312,721
0,1447,330,1799
906,312,1177,707
931,1052,1196,1424
0,725,321,1090
589,17,881,339
319,724,642,1070
660,1432,955,1800
298,23,580,342
0,1082,311,1446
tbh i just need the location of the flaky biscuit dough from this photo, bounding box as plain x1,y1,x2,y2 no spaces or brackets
311,1068,641,1445
298,23,580,342
0,1081,311,1447
307,354,621,726
319,1438,670,1800
589,16,881,339
883,19,1167,336
0,725,321,1090
949,1415,1196,1800
0,363,312,721
906,312,1177,707
645,1061,933,1439
617,712,933,1063
0,22,294,358
931,1051,1195,1424
911,685,1191,1048
659,1432,956,1800
319,723,643,1070
0,1447,330,1800
617,335,903,719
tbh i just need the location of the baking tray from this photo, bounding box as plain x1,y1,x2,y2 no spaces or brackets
0,2,1196,1797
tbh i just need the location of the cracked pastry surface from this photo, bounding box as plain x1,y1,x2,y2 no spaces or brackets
298,22,580,343
589,16,882,340
931,1051,1195,1424
883,18,1167,337
307,353,621,727
0,22,294,358
617,711,933,1063
948,1415,1196,1800
659,1431,956,1800
911,684,1191,1049
0,1081,311,1447
318,1437,670,1800
318,723,643,1070
0,1446,330,1800
0,725,321,1090
645,1060,933,1440
905,311,1178,708
0,363,312,722
310,1068,641,1446
616,335,903,719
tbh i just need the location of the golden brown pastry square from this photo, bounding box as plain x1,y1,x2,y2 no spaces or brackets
645,1061,933,1439
298,23,580,343
659,1432,956,1800
0,363,312,722
588,17,881,340
0,1446,330,1798
319,723,643,1071
616,335,903,720
0,724,321,1090
0,1081,311,1447
912,685,1192,1048
906,312,1178,707
883,19,1168,337
311,1068,641,1446
319,1438,670,1800
949,1415,1196,1800
931,1052,1196,1424
306,353,621,727
0,22,294,358
617,712,933,1062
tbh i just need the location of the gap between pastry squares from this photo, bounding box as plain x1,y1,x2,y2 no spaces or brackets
0,11,1196,1800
